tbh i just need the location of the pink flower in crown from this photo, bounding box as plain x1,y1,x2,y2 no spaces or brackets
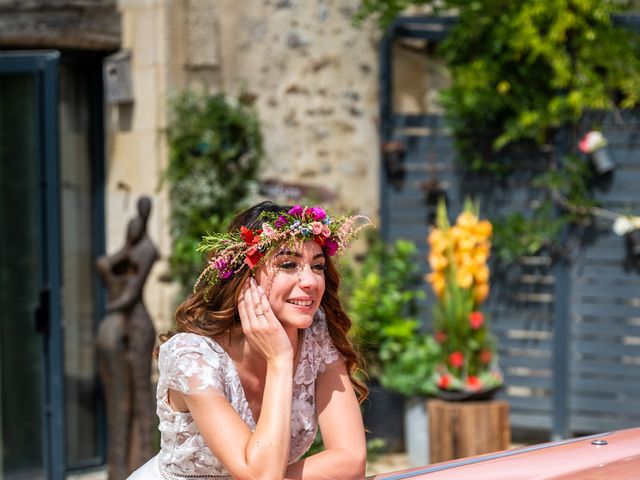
321,224,331,238
311,222,324,235
324,238,339,256
262,223,275,237
338,217,355,238
308,206,327,221
288,205,304,217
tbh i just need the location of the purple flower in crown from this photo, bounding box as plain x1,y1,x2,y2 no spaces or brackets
308,206,327,222
213,257,233,279
324,238,339,256
275,215,288,228
288,205,304,217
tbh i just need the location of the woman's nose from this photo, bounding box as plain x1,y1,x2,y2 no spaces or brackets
297,264,318,287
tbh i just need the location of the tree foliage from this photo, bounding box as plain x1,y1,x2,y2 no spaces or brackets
356,0,640,261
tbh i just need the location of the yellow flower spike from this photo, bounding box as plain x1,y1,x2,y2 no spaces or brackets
474,265,490,283
457,236,477,251
430,237,449,254
474,283,490,304
474,220,493,238
449,226,464,243
427,273,446,297
455,252,474,269
457,211,479,229
473,244,490,263
428,228,444,246
456,269,474,289
428,252,449,271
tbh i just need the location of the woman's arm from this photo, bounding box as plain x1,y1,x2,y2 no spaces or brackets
284,360,367,480
178,279,295,480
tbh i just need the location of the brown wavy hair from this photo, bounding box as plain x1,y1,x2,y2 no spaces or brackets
159,201,368,403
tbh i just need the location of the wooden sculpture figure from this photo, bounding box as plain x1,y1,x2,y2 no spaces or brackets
96,196,159,479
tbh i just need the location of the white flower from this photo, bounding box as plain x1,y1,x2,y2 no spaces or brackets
612,216,640,236
579,131,607,153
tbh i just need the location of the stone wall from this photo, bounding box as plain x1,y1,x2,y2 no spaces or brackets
211,0,381,219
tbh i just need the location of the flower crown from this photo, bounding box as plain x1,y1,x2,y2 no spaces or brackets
194,205,373,292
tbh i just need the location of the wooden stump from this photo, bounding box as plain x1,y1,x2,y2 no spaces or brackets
428,399,510,464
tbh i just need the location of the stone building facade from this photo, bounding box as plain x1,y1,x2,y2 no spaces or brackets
111,0,383,332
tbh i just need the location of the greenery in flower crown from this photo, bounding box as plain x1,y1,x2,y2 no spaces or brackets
427,198,503,393
194,205,373,291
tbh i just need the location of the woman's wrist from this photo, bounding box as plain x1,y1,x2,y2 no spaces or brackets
266,351,295,369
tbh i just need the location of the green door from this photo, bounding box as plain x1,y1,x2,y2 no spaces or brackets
0,51,65,480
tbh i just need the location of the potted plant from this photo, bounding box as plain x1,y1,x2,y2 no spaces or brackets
342,234,427,452
378,333,440,466
426,199,503,400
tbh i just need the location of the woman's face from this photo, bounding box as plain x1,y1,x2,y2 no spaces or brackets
255,240,326,331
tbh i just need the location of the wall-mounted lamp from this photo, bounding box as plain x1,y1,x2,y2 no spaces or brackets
382,141,406,191
420,179,447,225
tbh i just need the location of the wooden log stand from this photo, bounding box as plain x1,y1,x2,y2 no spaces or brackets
428,398,510,464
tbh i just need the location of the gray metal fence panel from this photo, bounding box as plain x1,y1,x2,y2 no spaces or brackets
381,110,640,437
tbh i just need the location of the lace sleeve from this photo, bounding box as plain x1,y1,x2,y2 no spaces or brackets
162,333,226,396
314,310,343,373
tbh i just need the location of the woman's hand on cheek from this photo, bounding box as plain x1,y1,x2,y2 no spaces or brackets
237,277,294,363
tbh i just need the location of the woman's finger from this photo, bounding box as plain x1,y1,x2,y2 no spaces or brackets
249,277,266,321
257,285,276,323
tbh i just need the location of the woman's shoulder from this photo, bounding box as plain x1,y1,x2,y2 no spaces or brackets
160,332,226,358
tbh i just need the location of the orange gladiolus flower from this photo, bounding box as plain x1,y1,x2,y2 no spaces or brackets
457,211,478,229
456,269,474,289
474,220,493,238
474,265,490,283
428,252,449,271
474,283,489,303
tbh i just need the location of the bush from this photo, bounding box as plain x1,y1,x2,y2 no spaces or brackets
166,91,263,293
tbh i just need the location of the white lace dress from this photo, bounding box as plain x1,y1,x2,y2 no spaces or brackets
129,313,341,479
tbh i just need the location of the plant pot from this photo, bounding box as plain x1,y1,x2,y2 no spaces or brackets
591,148,615,175
404,396,429,466
362,381,405,452
436,385,502,402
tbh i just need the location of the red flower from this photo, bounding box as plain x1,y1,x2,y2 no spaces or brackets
438,375,451,389
467,375,482,391
434,330,447,344
480,349,493,365
469,311,484,330
240,226,262,245
244,247,263,269
314,235,325,248
448,351,464,368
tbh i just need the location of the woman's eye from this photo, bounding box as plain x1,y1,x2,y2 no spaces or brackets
312,263,327,272
279,261,298,270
